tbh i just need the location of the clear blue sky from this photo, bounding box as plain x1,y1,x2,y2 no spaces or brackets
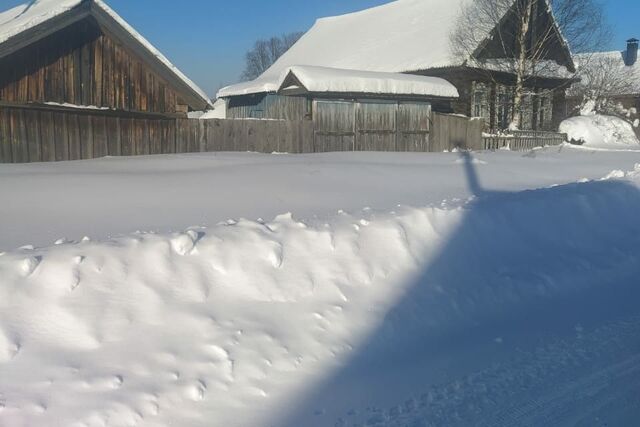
0,0,637,97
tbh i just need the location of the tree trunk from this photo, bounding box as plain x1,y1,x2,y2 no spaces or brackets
509,0,534,131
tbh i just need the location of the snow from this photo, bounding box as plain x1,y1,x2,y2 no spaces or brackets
560,114,640,149
0,0,80,44
0,0,211,107
573,51,640,97
5,149,640,251
194,99,227,119
2,150,640,426
219,0,474,97
44,102,111,110
219,0,575,98
218,65,459,98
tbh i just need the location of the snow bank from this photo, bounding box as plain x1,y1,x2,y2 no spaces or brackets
2,162,640,426
560,114,640,149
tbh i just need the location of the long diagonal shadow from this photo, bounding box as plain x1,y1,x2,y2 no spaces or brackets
274,150,640,427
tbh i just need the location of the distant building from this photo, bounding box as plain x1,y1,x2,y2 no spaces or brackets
568,39,640,116
219,0,577,133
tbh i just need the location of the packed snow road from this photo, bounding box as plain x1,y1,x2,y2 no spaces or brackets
1,148,640,426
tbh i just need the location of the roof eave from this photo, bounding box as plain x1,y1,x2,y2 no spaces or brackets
89,2,211,110
0,1,91,60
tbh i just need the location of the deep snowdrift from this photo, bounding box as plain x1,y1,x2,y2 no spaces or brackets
560,114,640,149
1,156,640,426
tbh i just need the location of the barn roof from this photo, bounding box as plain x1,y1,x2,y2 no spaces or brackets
0,0,211,110
220,0,575,98
218,65,459,99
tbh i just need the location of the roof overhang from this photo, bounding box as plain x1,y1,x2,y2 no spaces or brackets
219,65,460,100
0,0,211,110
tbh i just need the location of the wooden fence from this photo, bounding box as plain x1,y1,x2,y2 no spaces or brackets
483,130,567,151
0,105,485,163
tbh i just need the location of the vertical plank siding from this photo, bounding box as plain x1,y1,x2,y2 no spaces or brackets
0,104,502,163
483,131,567,151
0,17,180,114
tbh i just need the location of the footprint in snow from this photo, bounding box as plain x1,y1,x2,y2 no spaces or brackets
170,230,200,256
20,256,41,277
186,380,207,401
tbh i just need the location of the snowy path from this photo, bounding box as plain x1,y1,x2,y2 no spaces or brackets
1,150,640,426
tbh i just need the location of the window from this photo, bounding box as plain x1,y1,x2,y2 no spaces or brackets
496,85,514,130
472,82,490,126
518,94,534,130
537,91,554,130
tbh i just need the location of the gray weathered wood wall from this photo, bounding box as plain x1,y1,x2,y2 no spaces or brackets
483,130,567,151
0,106,489,163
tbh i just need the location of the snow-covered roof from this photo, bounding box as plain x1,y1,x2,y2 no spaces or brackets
220,0,575,98
218,65,459,99
0,0,211,108
219,0,471,98
573,51,640,97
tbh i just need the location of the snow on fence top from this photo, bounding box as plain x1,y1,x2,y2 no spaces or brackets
218,65,459,99
0,0,211,107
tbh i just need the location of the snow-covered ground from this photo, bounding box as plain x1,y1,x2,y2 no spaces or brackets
2,148,640,426
3,147,640,251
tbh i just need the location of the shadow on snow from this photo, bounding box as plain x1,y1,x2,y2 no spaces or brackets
276,151,640,427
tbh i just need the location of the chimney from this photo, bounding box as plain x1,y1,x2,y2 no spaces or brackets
625,38,639,66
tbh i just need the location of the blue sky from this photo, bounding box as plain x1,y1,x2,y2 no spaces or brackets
0,0,637,97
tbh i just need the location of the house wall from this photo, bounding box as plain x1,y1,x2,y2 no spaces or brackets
0,16,186,115
226,94,310,120
416,68,570,132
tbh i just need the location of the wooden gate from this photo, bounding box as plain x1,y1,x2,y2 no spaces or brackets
313,100,355,152
356,100,397,151
397,102,431,151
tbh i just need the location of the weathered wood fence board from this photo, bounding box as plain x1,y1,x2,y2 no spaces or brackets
1,105,497,163
483,130,567,151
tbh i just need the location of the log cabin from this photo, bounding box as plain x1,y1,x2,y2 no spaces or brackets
0,0,211,162
219,0,578,134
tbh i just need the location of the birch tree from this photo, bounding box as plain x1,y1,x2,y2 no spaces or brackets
451,0,609,130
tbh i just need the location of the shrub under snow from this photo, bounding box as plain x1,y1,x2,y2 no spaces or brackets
560,114,640,149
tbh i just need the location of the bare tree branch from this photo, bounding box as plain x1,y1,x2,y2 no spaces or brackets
451,0,610,131
241,32,304,81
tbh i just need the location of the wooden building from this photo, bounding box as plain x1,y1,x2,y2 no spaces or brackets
218,65,461,151
219,0,577,133
0,0,211,162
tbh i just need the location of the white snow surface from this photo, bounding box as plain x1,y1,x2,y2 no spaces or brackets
0,0,211,107
2,150,640,426
219,0,473,97
218,65,459,99
560,114,640,149
5,149,640,251
573,50,640,96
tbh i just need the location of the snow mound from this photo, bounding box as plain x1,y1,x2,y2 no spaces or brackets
2,167,640,426
560,115,640,149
